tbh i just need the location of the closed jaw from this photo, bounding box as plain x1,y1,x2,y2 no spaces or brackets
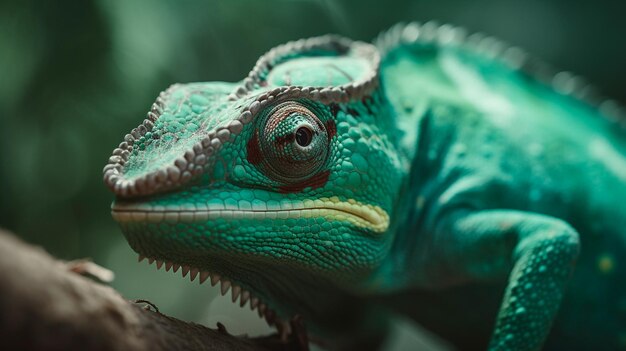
112,196,390,233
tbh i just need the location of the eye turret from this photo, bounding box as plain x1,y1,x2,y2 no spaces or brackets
258,102,329,181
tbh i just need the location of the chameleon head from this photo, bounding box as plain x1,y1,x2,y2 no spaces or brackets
103,35,404,328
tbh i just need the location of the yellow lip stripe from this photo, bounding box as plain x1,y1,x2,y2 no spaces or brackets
112,197,389,233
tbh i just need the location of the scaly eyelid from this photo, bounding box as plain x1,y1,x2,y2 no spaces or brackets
254,101,330,181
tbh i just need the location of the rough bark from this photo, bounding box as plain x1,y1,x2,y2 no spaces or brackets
0,230,307,351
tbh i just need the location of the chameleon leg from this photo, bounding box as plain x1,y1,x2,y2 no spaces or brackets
430,210,580,351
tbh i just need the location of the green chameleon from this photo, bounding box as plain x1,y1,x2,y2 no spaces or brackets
103,22,626,350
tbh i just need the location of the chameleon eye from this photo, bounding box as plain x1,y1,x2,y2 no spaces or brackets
295,126,313,147
259,102,329,181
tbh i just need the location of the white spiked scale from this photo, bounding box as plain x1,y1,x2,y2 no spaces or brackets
137,254,292,339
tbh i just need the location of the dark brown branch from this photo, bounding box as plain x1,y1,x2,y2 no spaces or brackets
0,229,307,351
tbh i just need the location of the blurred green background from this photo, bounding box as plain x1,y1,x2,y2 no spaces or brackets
1,0,624,349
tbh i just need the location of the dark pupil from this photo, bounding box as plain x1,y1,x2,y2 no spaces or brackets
295,127,313,147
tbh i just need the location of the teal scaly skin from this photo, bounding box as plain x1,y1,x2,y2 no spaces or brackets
104,22,626,350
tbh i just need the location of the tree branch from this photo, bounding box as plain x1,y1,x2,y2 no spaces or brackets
0,229,307,351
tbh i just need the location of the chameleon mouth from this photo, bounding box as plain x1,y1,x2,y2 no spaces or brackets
111,197,390,233
136,253,294,338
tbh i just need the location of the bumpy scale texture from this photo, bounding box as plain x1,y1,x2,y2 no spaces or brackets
104,22,626,351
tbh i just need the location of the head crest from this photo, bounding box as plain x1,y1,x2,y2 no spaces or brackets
229,34,380,103
104,36,381,198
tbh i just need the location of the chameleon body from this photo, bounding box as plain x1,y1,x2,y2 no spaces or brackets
104,22,626,350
